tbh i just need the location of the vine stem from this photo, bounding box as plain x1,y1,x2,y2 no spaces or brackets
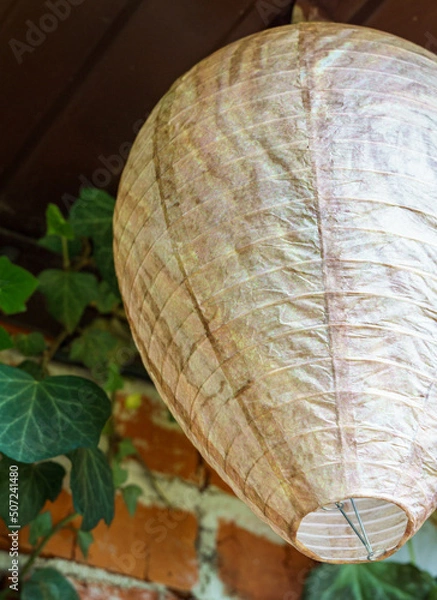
41,329,69,372
20,512,79,580
137,454,172,507
407,539,417,566
72,237,93,272
61,237,70,270
111,307,128,321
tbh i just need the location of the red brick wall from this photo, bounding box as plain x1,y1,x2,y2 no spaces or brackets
0,343,315,599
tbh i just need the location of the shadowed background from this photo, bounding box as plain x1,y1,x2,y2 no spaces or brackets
1,0,436,333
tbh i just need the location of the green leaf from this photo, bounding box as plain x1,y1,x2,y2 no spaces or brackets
17,359,45,380
116,438,138,460
77,530,94,559
29,511,53,545
429,584,437,600
14,332,46,356
303,563,437,600
111,459,128,488
0,256,38,314
0,326,13,351
104,363,124,393
38,269,99,332
69,188,115,240
0,365,111,462
121,484,142,516
68,447,115,531
38,234,82,258
69,188,119,295
93,281,120,313
22,567,79,600
0,456,65,527
93,242,119,296
45,203,74,239
125,393,142,410
69,328,118,371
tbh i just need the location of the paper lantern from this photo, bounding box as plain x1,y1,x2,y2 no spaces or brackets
113,22,437,563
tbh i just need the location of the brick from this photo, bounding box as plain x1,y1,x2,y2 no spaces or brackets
116,391,237,495
141,505,199,591
217,521,315,600
204,463,235,496
27,489,79,559
1,484,199,592
0,320,53,345
0,489,78,560
75,494,199,591
72,579,160,599
116,393,202,484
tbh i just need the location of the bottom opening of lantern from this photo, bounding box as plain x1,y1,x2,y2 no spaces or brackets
296,497,409,562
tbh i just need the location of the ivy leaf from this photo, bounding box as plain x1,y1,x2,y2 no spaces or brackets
0,456,65,527
0,365,111,462
93,243,120,296
38,269,99,332
125,393,142,410
14,332,46,356
68,447,115,531
116,438,138,460
0,256,38,314
17,360,45,380
69,328,118,371
69,188,119,295
93,281,120,313
112,458,129,488
45,203,74,239
0,326,13,351
69,188,115,240
77,530,94,559
303,563,436,600
104,363,124,393
121,484,142,516
22,568,79,600
29,511,53,545
38,235,82,258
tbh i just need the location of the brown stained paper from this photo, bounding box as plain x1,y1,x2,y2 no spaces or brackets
114,23,437,563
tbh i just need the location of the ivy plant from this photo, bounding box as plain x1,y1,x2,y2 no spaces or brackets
1,188,436,599
303,560,437,600
0,189,143,599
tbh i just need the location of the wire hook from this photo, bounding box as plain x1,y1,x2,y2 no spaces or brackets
322,498,376,560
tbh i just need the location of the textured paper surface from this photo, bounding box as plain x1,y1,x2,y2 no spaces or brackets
114,23,437,562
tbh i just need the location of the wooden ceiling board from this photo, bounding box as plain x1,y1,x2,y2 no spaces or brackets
310,0,373,21
0,0,141,180
0,0,269,237
364,0,437,51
